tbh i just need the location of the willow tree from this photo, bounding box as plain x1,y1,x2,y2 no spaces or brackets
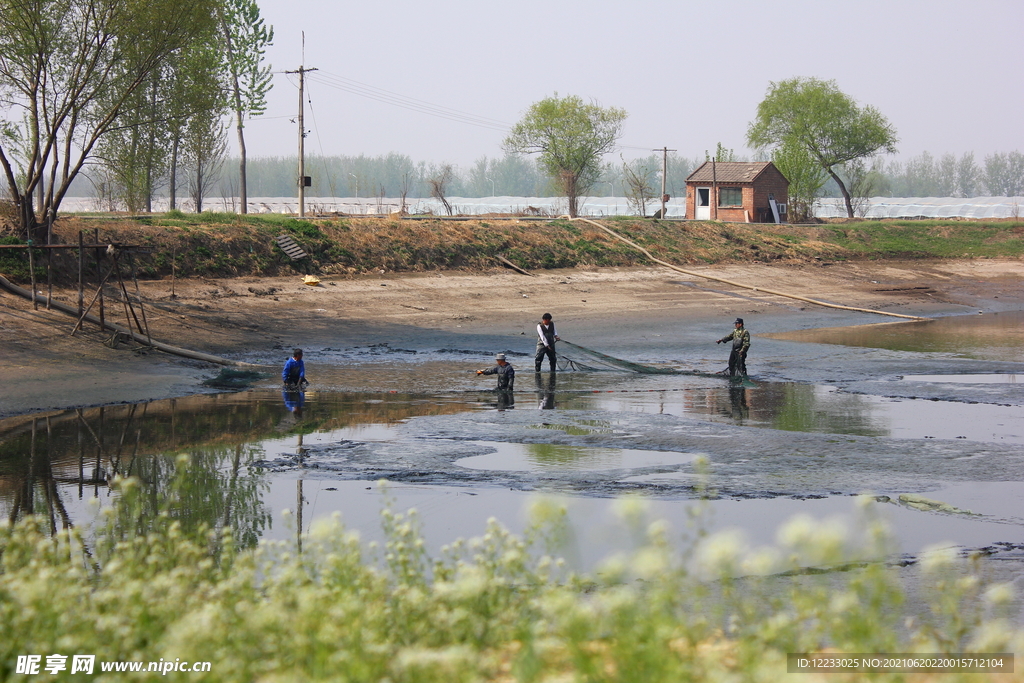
503,95,626,217
747,77,897,218
0,0,218,238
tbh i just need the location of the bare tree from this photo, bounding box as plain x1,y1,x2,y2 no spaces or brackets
428,164,454,216
621,156,658,217
184,113,228,213
399,170,413,214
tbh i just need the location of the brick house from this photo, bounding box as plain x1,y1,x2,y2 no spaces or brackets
684,161,789,223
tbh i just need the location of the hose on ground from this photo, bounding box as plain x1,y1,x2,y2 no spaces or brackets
565,216,926,321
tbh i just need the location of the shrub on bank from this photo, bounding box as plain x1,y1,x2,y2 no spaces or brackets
1,468,1020,682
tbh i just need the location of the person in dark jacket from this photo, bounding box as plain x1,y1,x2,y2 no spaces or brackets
477,353,515,390
717,318,750,376
535,313,560,372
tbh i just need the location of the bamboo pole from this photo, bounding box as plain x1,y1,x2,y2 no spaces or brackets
28,238,36,311
78,231,84,317
127,251,153,346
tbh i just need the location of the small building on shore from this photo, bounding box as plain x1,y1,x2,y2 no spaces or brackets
684,161,789,223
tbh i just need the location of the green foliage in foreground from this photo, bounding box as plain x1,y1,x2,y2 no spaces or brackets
1,468,1021,682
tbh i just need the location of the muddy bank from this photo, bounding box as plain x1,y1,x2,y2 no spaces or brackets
1,259,1022,418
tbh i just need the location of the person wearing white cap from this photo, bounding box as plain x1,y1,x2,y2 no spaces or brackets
477,353,516,390
716,317,750,376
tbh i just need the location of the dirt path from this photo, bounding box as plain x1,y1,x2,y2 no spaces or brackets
2,259,1021,418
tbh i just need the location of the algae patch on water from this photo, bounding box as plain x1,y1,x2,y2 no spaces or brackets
202,368,267,389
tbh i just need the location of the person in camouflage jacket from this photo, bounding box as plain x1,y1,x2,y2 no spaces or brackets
717,318,750,376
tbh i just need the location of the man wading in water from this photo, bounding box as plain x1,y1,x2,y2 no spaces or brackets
535,313,560,372
717,318,750,377
477,353,516,390
478,353,516,409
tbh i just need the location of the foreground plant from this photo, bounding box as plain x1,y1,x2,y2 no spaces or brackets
0,471,1021,682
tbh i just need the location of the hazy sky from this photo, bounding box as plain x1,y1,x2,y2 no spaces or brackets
247,0,1023,167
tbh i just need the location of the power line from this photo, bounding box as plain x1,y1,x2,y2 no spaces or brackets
306,70,512,132
303,81,339,198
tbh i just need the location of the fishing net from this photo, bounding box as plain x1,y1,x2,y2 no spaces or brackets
557,340,682,374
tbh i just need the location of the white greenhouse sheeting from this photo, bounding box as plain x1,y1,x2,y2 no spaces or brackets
57,196,685,217
813,197,1024,219
59,195,1023,220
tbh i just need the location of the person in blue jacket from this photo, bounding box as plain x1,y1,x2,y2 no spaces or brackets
282,348,307,386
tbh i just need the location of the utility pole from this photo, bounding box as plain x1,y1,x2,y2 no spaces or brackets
653,147,676,219
286,61,317,217
711,157,718,221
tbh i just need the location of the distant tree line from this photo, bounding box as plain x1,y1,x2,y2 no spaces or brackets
229,151,703,201
235,149,1023,201
60,147,1024,208
62,151,705,202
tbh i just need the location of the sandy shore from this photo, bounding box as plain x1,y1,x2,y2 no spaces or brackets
2,258,1022,418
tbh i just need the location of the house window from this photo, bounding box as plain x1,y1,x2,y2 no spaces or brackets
719,187,742,206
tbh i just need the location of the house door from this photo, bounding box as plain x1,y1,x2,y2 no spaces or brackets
695,187,711,219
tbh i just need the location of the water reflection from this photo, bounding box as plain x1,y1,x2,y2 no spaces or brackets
763,310,1024,361
3,373,1021,544
282,388,305,418
0,391,478,539
535,373,557,410
455,441,697,472
560,383,890,438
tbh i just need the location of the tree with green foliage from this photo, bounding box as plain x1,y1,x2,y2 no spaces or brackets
503,95,627,217
169,22,228,211
0,0,218,238
983,151,1024,197
183,107,228,213
94,70,171,213
771,142,827,222
706,142,740,163
217,0,274,215
747,77,898,218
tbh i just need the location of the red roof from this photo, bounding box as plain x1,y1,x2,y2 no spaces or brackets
685,161,783,184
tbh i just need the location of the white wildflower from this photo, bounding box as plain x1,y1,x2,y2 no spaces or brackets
983,582,1016,606
695,528,746,578
919,544,960,572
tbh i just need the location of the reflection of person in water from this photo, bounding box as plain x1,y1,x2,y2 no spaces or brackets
535,371,556,409
283,388,305,418
727,385,749,422
496,390,515,411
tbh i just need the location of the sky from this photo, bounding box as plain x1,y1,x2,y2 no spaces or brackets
246,0,1024,167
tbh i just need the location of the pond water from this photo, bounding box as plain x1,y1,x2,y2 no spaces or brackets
1,311,1022,566
762,310,1024,362
902,373,1019,384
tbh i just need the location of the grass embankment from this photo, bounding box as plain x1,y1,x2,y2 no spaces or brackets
2,213,1023,283
1,470,1021,682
